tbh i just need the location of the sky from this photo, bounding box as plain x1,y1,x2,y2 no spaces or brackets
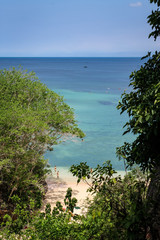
0,0,159,57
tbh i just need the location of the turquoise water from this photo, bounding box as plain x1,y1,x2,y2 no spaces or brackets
0,57,142,170
48,89,131,169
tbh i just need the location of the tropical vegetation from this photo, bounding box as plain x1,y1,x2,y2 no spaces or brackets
0,0,160,239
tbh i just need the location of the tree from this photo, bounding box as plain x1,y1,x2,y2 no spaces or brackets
0,67,84,210
0,161,148,240
117,1,160,238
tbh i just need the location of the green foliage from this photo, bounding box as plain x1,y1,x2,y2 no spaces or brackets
0,67,84,214
70,160,117,192
116,0,160,188
70,162,91,183
1,1,160,238
87,161,117,194
150,0,160,7
0,163,148,240
148,8,160,40
117,51,160,171
117,2,160,238
0,189,80,240
64,188,77,213
148,0,160,50
1,195,35,234
70,161,148,240
116,0,160,172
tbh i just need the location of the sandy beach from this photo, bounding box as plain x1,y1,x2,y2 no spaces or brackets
41,167,92,214
41,167,126,214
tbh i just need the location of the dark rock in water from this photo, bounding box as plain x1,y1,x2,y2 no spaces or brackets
99,101,114,106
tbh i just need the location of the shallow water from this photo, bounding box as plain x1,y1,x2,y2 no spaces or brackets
0,57,142,170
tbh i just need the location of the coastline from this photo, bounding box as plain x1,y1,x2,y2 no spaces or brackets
41,167,92,214
41,167,126,214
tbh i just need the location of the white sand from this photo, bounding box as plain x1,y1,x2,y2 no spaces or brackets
41,167,92,214
41,166,126,214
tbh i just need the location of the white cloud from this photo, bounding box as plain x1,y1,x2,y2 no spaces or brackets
130,2,142,7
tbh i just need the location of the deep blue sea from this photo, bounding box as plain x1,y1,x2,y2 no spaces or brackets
0,57,143,170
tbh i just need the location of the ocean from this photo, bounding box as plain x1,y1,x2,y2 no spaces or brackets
0,57,143,171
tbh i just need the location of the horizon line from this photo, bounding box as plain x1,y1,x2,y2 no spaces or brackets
0,56,142,58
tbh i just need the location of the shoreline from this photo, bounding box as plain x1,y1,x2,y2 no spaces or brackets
41,168,92,214
41,167,126,214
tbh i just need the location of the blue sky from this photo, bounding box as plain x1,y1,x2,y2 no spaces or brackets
0,0,159,57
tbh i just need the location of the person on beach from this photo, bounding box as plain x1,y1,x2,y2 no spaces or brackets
54,165,56,172
57,171,59,179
